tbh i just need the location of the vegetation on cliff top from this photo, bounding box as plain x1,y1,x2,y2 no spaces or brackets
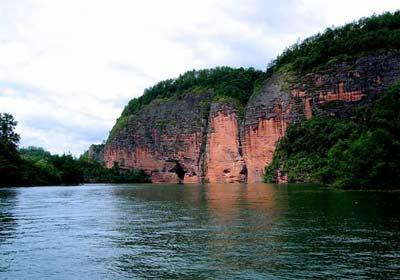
265,81,400,189
120,67,264,117
267,11,400,76
104,11,400,188
108,67,264,140
0,113,150,187
109,11,400,140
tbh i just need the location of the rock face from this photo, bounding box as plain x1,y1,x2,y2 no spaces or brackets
105,93,212,184
243,73,297,182
87,144,105,163
104,52,400,183
242,51,400,182
203,102,246,183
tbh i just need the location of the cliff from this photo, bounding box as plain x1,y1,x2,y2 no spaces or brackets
244,51,400,182
87,144,105,163
203,101,247,183
103,51,400,183
105,92,212,183
102,11,400,184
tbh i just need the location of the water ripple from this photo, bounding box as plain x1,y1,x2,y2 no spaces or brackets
0,184,399,279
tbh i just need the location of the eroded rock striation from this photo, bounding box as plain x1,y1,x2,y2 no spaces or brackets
242,52,400,182
104,52,400,183
203,102,246,183
104,92,212,184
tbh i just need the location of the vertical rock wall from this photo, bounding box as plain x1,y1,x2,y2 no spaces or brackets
104,52,400,183
203,102,246,183
243,73,298,183
242,52,400,182
104,92,212,184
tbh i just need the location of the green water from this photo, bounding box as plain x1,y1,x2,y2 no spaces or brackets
0,184,399,279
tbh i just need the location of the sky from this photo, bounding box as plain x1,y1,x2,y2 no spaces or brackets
1,0,399,155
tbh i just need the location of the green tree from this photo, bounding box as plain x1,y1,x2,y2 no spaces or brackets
266,11,400,77
0,113,21,186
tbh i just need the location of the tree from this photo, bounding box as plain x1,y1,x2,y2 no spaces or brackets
0,113,21,186
0,113,20,150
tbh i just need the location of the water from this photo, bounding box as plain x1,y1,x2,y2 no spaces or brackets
0,184,399,279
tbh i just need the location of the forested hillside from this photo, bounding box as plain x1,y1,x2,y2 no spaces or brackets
266,11,400,76
265,81,400,188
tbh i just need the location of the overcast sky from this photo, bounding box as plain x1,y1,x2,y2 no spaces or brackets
1,0,399,155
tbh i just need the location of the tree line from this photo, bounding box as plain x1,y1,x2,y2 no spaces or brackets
0,114,149,187
120,67,264,118
266,11,400,76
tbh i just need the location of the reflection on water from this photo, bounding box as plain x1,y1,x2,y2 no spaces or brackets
0,189,18,274
0,189,18,244
0,184,399,279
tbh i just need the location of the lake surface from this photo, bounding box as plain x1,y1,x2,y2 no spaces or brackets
0,184,399,279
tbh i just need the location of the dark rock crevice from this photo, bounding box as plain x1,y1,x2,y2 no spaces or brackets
169,161,185,184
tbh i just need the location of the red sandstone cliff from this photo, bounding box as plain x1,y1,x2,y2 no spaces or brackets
104,92,212,184
242,52,400,182
104,52,400,183
203,102,246,183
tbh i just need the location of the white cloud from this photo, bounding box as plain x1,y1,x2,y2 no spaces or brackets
0,0,398,155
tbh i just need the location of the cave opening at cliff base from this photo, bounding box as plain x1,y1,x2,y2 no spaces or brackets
170,161,185,183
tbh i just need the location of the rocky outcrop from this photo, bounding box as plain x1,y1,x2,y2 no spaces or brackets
203,102,246,183
104,92,212,184
243,73,299,182
242,51,400,182
87,144,105,163
104,51,400,183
